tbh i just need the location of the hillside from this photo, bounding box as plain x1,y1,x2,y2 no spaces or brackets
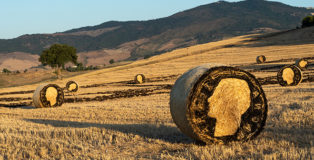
0,0,313,66
1,26,314,88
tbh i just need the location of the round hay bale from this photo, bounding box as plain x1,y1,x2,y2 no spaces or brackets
33,84,64,108
277,65,302,86
134,74,145,84
66,81,79,92
256,55,266,64
295,58,308,70
170,64,268,144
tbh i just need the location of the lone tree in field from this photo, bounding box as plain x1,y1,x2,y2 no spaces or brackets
39,44,77,79
109,59,115,64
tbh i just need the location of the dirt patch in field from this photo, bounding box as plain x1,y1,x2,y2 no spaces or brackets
64,84,172,103
0,97,31,102
0,102,33,108
0,90,34,96
80,74,180,89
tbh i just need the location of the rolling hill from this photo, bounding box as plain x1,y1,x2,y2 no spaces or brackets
0,0,313,70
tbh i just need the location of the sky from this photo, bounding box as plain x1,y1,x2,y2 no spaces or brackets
0,0,313,39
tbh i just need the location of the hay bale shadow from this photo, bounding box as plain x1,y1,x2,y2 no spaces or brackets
282,102,302,110
14,105,36,109
240,64,286,72
24,119,194,144
262,125,312,149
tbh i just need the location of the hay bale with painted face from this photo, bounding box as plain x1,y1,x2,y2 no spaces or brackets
277,65,302,86
170,64,268,144
134,74,145,84
256,55,266,64
295,58,308,70
66,81,79,92
33,84,64,108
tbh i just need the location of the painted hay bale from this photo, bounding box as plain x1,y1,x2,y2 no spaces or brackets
256,55,266,64
170,64,268,144
277,65,302,86
66,81,79,92
33,84,64,108
295,58,308,70
134,74,145,84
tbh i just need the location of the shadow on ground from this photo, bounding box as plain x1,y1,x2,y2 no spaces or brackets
24,118,194,144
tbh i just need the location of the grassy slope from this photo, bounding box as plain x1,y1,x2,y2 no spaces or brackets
0,33,312,159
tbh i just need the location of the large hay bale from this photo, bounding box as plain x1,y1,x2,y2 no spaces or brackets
66,81,79,92
256,55,266,64
170,64,268,144
277,65,302,86
33,84,64,108
134,74,145,84
295,58,308,70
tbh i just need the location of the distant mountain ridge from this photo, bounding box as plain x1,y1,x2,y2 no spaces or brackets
0,0,313,62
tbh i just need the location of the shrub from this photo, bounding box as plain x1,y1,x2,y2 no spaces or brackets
2,68,11,74
301,15,314,28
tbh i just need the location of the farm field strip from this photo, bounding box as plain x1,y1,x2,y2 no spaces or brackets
0,60,313,107
0,72,313,108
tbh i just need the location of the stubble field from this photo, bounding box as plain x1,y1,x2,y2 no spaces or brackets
0,34,313,159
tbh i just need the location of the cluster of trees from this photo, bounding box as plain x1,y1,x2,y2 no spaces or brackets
2,68,11,74
1,68,28,74
65,63,99,72
302,15,314,28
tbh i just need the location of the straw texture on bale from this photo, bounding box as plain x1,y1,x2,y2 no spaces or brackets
170,64,268,144
256,55,266,64
33,84,64,108
66,81,79,92
134,74,145,84
295,58,308,70
277,65,302,86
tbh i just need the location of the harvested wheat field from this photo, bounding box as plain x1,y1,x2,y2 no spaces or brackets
0,31,313,159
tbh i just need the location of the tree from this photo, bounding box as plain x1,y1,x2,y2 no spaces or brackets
301,15,314,28
39,44,77,79
109,59,115,64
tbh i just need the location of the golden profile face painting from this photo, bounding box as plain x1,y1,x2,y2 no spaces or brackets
170,64,268,144
277,65,302,86
33,84,64,108
66,81,79,92
256,55,266,64
295,58,308,70
134,74,145,84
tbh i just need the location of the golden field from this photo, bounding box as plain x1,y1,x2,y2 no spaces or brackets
0,33,313,159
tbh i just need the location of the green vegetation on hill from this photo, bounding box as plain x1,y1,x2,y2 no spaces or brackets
302,15,314,28
0,0,313,59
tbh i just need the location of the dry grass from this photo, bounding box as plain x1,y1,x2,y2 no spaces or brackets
0,34,312,159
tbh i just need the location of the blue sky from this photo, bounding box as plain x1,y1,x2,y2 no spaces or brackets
0,0,313,39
